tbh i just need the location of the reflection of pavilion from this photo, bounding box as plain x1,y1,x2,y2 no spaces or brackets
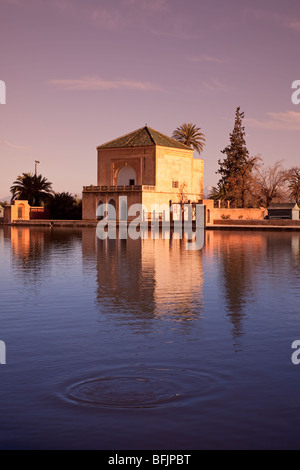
82,229,203,327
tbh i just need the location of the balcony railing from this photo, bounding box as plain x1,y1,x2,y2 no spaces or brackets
83,185,155,192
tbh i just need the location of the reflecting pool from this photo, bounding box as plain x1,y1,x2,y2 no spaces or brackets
0,226,300,449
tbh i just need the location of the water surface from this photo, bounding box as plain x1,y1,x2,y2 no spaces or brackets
0,226,300,449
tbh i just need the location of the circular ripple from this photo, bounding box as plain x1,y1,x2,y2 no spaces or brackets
64,367,217,410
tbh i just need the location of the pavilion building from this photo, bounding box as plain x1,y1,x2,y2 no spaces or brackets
82,126,204,221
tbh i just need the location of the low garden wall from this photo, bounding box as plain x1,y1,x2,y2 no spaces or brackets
214,219,300,226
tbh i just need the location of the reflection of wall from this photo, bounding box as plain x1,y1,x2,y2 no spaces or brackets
292,235,300,259
8,227,82,274
81,229,203,325
95,236,157,319
11,227,32,259
141,237,203,319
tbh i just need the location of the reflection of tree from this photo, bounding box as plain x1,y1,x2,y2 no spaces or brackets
211,232,299,349
81,229,204,332
214,232,264,346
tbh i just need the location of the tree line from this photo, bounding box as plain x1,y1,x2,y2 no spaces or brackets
210,107,300,207
4,114,299,218
171,116,299,207
5,173,82,219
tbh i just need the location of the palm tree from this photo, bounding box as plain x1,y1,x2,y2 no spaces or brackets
46,192,82,220
10,172,53,206
172,123,206,154
209,182,227,204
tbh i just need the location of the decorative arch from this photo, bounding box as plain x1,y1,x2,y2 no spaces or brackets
17,204,25,219
96,199,104,220
117,166,137,186
107,198,116,220
207,209,211,224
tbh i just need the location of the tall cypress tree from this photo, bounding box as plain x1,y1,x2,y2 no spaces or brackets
217,107,255,207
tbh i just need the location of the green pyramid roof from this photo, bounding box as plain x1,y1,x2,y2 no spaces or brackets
97,126,192,151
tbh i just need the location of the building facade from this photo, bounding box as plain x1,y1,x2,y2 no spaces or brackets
82,126,204,221
3,200,50,223
267,203,300,220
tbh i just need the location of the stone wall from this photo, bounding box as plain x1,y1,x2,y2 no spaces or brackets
155,146,203,199
203,199,267,225
97,146,156,186
214,219,300,226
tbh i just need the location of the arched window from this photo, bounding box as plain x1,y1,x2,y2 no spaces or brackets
17,204,24,219
120,200,127,221
207,209,211,224
107,198,116,220
96,200,104,220
117,166,137,186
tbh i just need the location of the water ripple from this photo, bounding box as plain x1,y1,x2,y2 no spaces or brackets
63,366,217,410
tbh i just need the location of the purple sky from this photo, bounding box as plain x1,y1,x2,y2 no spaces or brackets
1,0,300,198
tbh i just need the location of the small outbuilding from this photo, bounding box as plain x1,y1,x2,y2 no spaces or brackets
3,200,49,223
267,203,300,220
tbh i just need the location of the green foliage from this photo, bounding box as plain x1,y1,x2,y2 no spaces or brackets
46,192,82,220
217,107,256,208
172,123,206,155
209,182,226,201
10,172,53,206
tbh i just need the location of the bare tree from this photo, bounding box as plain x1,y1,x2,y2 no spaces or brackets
177,182,188,204
251,161,288,207
287,167,300,204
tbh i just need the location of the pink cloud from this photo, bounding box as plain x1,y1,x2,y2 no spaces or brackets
246,111,300,131
48,76,163,92
243,7,300,33
188,54,230,64
1,140,30,151
202,78,228,92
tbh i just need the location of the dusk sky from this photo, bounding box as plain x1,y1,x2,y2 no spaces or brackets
1,0,300,198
